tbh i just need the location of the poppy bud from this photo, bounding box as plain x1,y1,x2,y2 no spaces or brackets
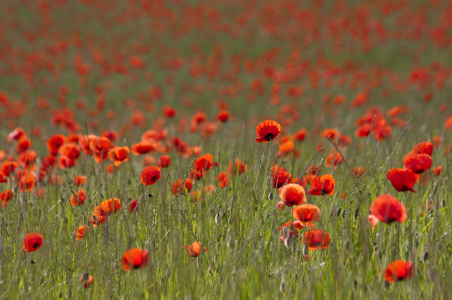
336,207,341,217
442,199,446,207
268,192,273,200
423,251,429,262
342,210,347,219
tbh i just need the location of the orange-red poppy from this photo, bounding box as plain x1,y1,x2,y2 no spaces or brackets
307,174,335,196
157,155,171,168
303,229,330,250
326,152,344,168
412,142,433,156
0,189,14,207
59,143,82,159
79,134,97,155
216,171,230,187
0,161,17,176
18,150,38,166
23,233,44,252
8,127,26,142
255,120,281,143
162,105,177,118
383,260,413,283
171,179,193,195
71,189,87,206
387,169,419,193
431,166,442,176
184,242,207,257
129,199,140,213
73,175,87,186
321,128,340,140
355,124,371,137
369,195,407,227
403,153,433,174
58,156,76,169
140,166,161,185
108,146,130,166
291,177,307,189
292,129,307,142
122,248,149,271
228,159,247,176
132,141,156,155
80,274,95,288
90,205,106,227
277,184,307,209
272,169,292,188
100,198,122,215
217,110,229,122
19,171,36,192
292,204,321,228
75,225,90,240
46,134,66,156
16,138,31,154
194,154,217,172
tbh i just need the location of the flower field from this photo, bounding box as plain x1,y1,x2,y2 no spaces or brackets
1,0,452,298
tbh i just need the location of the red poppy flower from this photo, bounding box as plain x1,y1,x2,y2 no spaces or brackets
355,124,371,137
122,248,149,271
46,134,66,156
58,156,76,169
157,155,171,168
79,134,97,155
403,153,433,174
412,142,433,157
194,154,217,172
73,175,87,186
217,110,229,122
272,168,292,189
80,274,95,288
18,150,38,166
216,171,230,187
255,120,281,143
100,198,122,215
228,159,247,176
99,129,117,142
277,184,307,210
171,179,193,195
387,169,419,193
431,166,441,176
326,152,344,169
23,233,44,252
0,189,14,207
321,128,340,140
16,138,32,154
8,127,26,142
90,205,107,227
59,143,82,160
129,199,140,213
19,171,36,192
0,161,17,177
292,129,307,142
277,140,299,158
383,260,413,283
303,229,330,250
75,225,90,240
162,105,177,118
369,195,407,226
140,166,161,186
71,189,87,206
184,242,207,257
108,147,130,166
131,141,156,155
291,204,321,229
307,174,335,196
